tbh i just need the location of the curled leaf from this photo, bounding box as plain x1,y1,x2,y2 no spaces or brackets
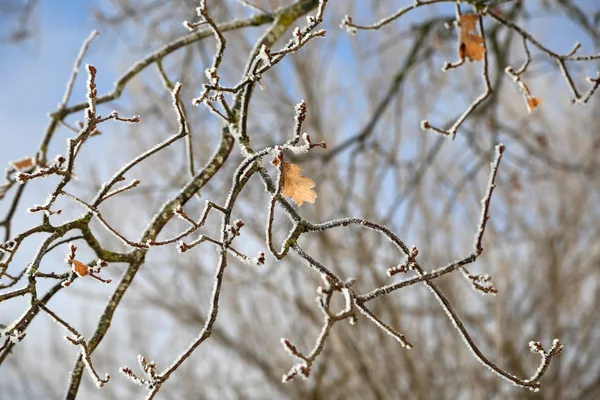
459,14,486,62
282,161,317,206
72,259,89,277
10,156,35,171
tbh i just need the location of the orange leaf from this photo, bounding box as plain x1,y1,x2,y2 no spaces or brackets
281,161,317,206
526,96,542,113
459,14,486,61
10,156,35,171
460,14,479,31
72,259,89,277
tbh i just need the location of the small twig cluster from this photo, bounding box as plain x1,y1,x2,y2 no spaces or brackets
281,274,357,382
121,355,161,390
387,246,419,276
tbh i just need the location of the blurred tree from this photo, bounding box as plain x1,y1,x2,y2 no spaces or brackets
1,1,599,399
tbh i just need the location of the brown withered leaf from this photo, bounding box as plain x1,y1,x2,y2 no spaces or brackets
10,156,35,171
72,259,89,277
459,14,486,62
460,13,479,31
526,96,542,113
282,161,317,206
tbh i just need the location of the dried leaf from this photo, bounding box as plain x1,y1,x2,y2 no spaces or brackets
10,156,35,171
526,96,542,113
460,13,479,31
281,161,317,206
72,259,89,277
459,14,486,61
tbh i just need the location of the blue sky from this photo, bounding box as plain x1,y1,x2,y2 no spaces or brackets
0,1,126,167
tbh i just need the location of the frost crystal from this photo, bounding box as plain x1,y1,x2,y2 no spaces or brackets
340,15,356,35
258,45,272,66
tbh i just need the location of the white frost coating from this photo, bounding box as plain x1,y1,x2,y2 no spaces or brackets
270,146,283,159
4,328,25,344
356,305,411,348
196,0,206,14
63,334,76,343
293,27,302,45
79,344,109,388
427,282,506,377
424,282,544,390
90,261,99,272
1,325,25,344
308,318,330,356
250,251,265,266
25,261,36,277
505,65,517,79
341,288,353,314
93,136,184,204
529,341,542,353
313,29,326,37
91,83,186,205
157,250,227,379
120,366,145,386
286,132,311,155
472,144,504,253
205,67,218,84
299,366,310,380
280,338,296,357
137,354,146,366
228,248,259,266
340,15,356,35
344,277,356,287
85,362,108,388
258,44,272,66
